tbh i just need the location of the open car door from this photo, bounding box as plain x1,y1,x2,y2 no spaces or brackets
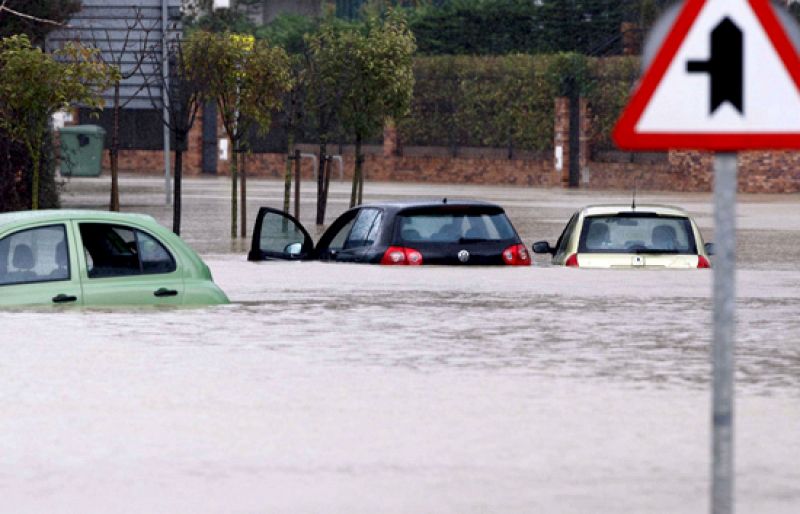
248,207,315,261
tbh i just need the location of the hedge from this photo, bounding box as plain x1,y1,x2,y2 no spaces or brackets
398,54,640,154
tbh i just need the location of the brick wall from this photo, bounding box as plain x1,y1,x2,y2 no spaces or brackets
84,99,800,194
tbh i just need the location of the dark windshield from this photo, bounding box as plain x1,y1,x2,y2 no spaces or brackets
578,214,697,254
397,210,517,244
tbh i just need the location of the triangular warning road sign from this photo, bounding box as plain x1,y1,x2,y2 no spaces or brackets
614,0,800,150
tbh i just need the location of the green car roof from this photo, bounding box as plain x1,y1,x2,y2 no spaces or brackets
0,210,157,230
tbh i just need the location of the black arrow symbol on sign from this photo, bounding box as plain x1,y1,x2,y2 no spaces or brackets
686,17,744,114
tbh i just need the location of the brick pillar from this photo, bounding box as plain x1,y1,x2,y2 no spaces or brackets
554,97,570,187
183,106,204,175
621,22,641,56
554,96,591,188
383,121,398,157
579,98,590,182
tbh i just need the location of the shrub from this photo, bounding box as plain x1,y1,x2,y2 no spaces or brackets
398,53,641,154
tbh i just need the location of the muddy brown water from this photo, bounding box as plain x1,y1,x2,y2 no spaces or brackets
2,176,798,513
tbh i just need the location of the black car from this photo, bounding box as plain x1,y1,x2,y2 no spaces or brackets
248,200,531,266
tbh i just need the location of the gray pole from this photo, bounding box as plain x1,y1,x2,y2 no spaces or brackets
712,152,737,514
162,0,172,205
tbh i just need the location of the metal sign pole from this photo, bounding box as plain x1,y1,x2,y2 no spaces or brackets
162,0,172,206
712,152,737,514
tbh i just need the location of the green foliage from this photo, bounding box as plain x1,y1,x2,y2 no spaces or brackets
0,34,117,209
188,7,257,35
184,31,292,236
0,0,83,211
404,0,672,56
308,10,415,205
585,55,640,152
545,52,592,96
255,14,318,54
310,10,416,143
0,129,59,212
408,0,542,55
398,53,639,153
0,0,81,44
188,31,292,142
399,54,556,152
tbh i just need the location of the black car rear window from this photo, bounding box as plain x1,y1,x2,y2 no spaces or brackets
397,208,517,244
578,214,697,254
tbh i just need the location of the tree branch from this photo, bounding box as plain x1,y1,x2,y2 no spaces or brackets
0,2,65,28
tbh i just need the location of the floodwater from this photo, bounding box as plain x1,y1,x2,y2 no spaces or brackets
2,175,799,513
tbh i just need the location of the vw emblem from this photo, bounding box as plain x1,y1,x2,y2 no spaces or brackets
457,249,470,263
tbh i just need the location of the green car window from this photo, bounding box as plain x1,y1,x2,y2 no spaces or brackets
138,231,176,273
0,225,69,286
79,223,176,278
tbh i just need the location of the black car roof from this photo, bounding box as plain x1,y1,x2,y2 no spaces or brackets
358,199,503,214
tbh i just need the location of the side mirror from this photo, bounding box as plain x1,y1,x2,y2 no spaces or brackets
704,242,715,256
532,241,554,255
284,242,303,256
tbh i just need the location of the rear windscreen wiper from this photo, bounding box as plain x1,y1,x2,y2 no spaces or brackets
458,237,495,243
634,249,682,254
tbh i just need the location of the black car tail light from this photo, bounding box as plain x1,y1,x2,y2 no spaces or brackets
381,246,423,266
501,244,531,266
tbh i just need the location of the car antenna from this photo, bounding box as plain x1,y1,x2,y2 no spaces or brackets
443,197,448,204
631,179,637,211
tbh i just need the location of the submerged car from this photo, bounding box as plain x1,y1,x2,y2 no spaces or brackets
532,204,713,268
0,210,229,306
248,200,531,266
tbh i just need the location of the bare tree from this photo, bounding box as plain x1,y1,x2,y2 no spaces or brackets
0,1,69,35
144,33,212,235
78,8,156,211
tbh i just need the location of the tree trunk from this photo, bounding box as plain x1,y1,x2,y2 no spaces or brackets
110,82,121,212
230,139,238,239
240,150,247,238
320,153,332,224
27,141,40,211
349,135,361,208
173,145,183,235
357,156,364,207
316,140,327,225
283,134,294,213
294,148,301,220
350,133,364,207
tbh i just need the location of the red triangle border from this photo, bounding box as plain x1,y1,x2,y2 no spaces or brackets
613,0,800,151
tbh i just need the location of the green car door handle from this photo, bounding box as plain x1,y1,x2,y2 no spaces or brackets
153,288,179,297
52,294,78,304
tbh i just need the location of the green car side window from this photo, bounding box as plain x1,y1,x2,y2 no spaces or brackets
79,223,176,278
138,231,175,273
0,224,70,286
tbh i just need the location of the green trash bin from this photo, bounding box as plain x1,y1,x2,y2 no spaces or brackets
59,125,106,177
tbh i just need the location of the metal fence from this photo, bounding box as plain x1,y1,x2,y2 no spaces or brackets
397,67,555,157
585,61,643,155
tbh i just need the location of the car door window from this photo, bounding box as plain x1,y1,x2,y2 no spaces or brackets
0,225,69,286
326,217,357,252
258,211,308,255
344,209,382,249
138,231,177,273
555,213,578,256
79,223,176,278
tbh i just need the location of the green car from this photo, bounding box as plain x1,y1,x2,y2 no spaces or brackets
0,210,229,307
